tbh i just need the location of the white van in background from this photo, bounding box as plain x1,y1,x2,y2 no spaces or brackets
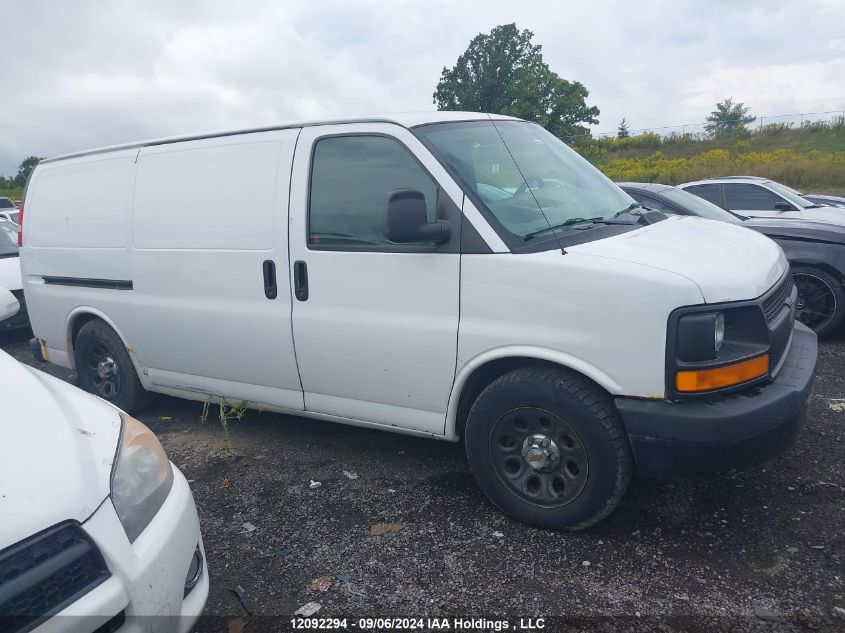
20,112,817,529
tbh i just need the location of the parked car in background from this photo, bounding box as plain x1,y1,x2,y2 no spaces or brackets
679,176,845,224
0,197,19,224
0,218,26,329
19,112,817,530
0,287,208,631
621,182,845,337
803,193,845,209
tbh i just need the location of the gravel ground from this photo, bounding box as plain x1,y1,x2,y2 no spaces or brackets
2,327,843,632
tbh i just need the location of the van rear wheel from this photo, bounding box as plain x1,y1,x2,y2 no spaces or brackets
74,320,150,412
464,367,632,530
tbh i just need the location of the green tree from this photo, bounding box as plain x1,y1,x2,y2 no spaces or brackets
705,98,755,138
617,118,630,139
433,23,599,139
14,156,44,187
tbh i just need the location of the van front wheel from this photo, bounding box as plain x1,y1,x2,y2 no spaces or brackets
74,320,149,412
465,367,632,530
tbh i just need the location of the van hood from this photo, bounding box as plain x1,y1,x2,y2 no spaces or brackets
0,351,121,549
567,215,787,303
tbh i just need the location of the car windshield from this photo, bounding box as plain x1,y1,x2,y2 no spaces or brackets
0,198,15,209
661,187,743,224
415,120,637,241
766,180,815,208
0,219,18,256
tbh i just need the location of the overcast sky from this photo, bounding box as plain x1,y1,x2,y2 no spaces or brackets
1,0,844,175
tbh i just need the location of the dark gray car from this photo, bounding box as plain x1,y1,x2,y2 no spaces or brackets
620,181,845,337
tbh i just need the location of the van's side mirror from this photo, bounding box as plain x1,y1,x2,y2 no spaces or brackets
0,287,20,322
774,201,794,211
384,189,451,244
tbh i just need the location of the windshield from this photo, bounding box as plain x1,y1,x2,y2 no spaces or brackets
415,120,637,241
0,219,18,256
766,180,815,208
661,187,743,224
0,198,15,209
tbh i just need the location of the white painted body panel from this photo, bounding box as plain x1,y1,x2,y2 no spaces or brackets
567,215,787,303
0,255,21,291
20,113,786,444
0,352,120,544
129,130,303,410
0,350,208,625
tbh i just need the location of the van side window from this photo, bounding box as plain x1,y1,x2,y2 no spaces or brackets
308,136,438,248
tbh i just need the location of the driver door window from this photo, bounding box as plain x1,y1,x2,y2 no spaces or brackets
308,135,438,248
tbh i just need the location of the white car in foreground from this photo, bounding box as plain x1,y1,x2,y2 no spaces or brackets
0,288,208,633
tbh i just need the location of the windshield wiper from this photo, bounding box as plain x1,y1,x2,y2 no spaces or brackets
524,217,605,240
614,202,644,218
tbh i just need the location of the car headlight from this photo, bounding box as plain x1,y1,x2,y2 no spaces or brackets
669,304,770,396
714,311,725,352
111,414,173,542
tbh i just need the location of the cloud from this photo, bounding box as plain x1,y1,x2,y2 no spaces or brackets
0,0,843,174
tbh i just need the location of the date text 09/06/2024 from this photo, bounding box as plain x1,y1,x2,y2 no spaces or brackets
290,617,546,630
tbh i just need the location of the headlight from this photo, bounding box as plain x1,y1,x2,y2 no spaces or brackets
111,414,173,542
669,304,770,396
714,312,725,352
676,311,723,361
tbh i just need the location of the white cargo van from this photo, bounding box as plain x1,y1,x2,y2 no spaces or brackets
20,112,817,529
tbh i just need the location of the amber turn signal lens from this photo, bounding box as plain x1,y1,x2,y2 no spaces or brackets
676,354,769,393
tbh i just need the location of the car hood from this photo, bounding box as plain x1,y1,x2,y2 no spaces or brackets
793,206,845,225
0,351,121,549
0,255,21,291
742,217,845,245
567,215,787,303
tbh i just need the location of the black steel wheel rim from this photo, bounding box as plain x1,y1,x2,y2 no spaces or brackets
83,341,122,399
794,272,836,331
489,407,589,508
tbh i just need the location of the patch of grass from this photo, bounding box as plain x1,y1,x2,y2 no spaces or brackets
0,188,23,201
575,118,845,193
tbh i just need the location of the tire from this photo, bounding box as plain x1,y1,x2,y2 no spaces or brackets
74,319,150,413
464,366,632,530
792,266,845,338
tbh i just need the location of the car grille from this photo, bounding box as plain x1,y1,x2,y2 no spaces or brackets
762,275,794,327
0,521,110,633
769,332,791,373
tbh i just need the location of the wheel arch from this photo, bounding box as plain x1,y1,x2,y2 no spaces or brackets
65,307,143,376
788,260,845,287
445,347,622,442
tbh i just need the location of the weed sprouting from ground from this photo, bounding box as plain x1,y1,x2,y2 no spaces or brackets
199,398,249,445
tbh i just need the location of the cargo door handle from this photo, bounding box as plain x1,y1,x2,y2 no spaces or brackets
263,260,277,299
294,260,309,301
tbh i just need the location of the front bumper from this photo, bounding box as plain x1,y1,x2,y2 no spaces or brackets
616,321,817,477
35,465,208,633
